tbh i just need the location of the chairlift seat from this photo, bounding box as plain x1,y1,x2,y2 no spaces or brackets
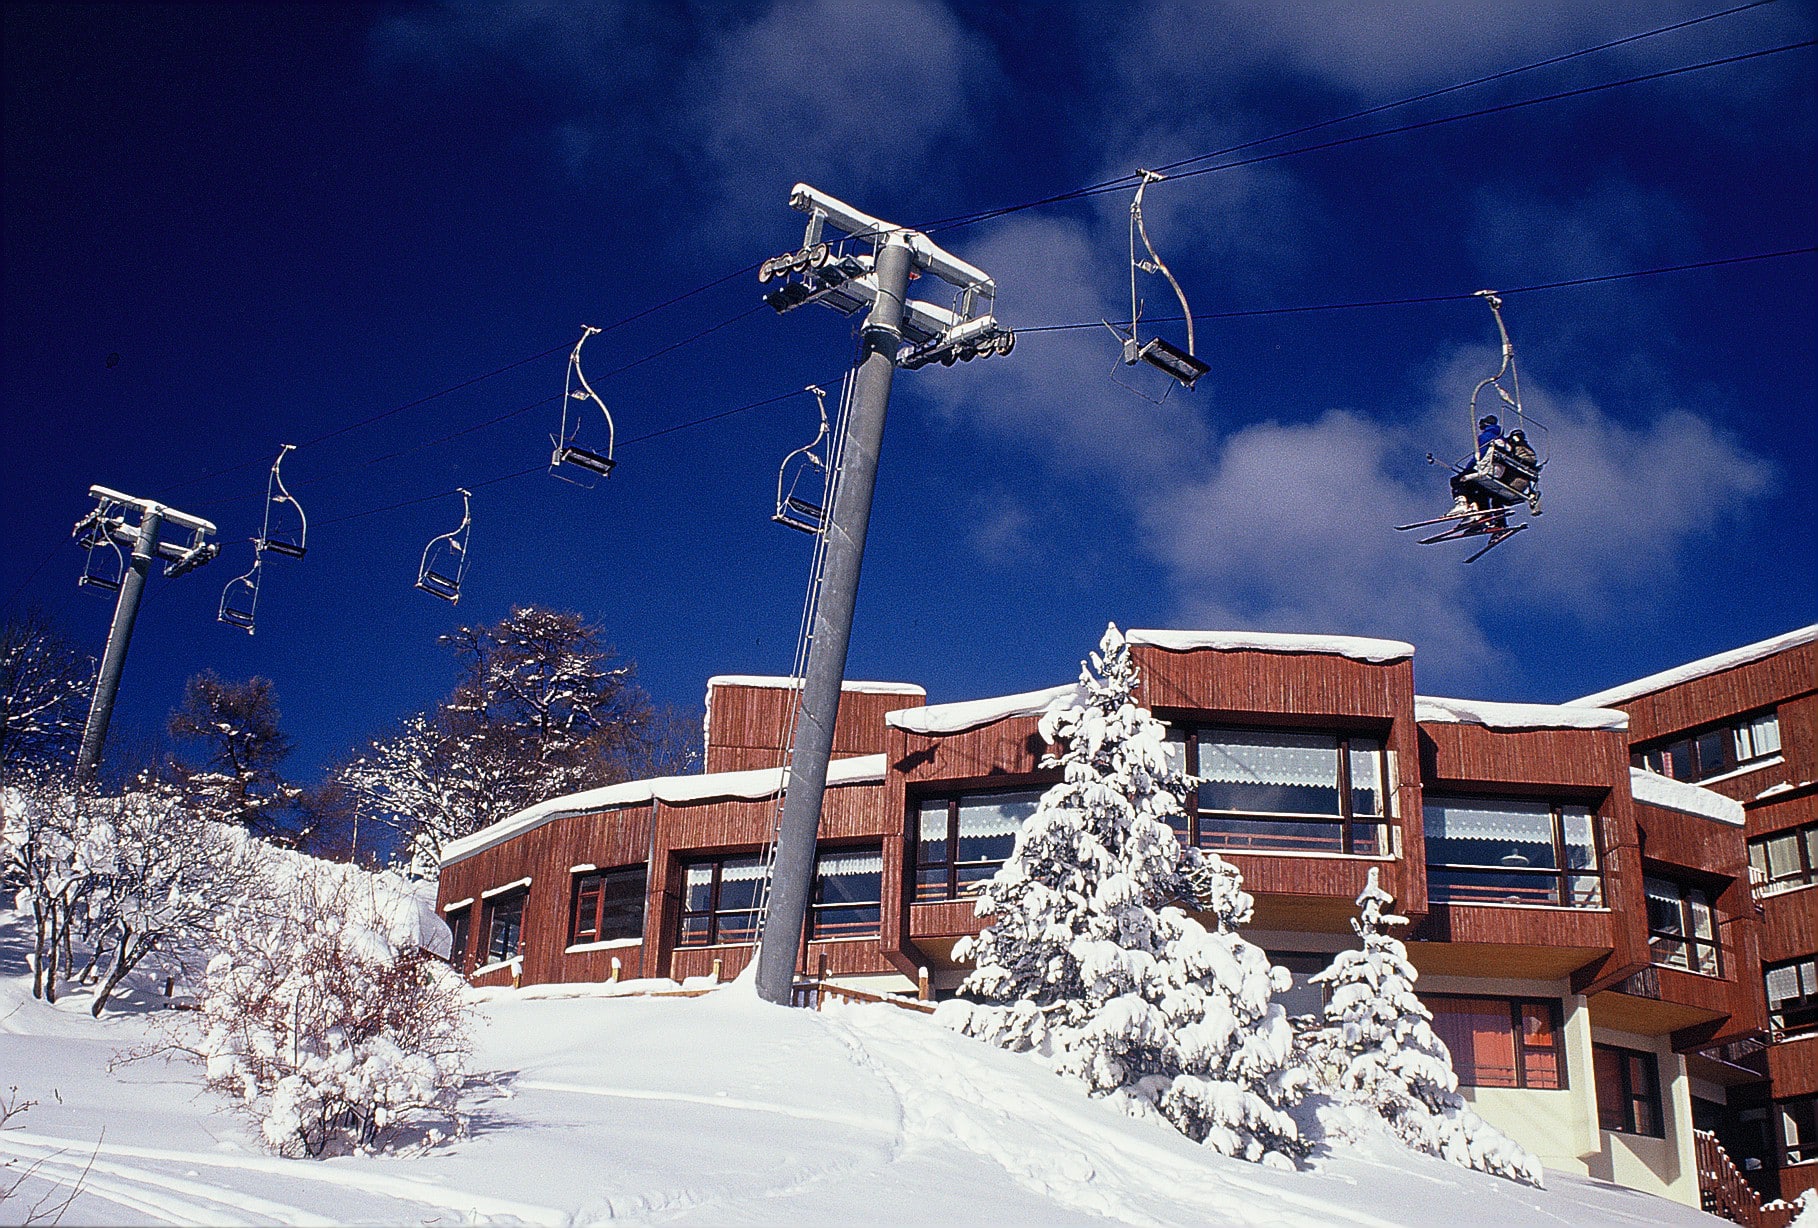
218,606,256,632
557,445,616,478
78,573,122,594
774,496,826,535
1132,336,1209,389
259,539,307,560
416,570,462,603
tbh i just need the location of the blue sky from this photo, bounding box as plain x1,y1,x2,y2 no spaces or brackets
4,1,1814,778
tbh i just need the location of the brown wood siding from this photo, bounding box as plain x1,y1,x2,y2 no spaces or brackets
1418,722,1630,790
436,803,654,985
1130,644,1411,722
704,682,923,773
1418,902,1617,952
1613,642,1816,750
1767,1037,1818,1100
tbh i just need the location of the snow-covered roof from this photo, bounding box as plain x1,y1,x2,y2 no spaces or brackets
1125,629,1415,664
886,683,1083,737
1415,695,1629,732
1628,768,1745,826
1571,624,1817,708
705,675,925,696
439,754,888,867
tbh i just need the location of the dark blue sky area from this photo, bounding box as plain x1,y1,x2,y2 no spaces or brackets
4,1,1815,778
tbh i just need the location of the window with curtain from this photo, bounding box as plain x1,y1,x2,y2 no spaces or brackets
1633,709,1781,783
1162,724,1390,855
1750,824,1818,894
1644,875,1720,975
570,865,647,946
1766,956,1818,1036
482,890,526,964
1594,1044,1664,1137
1426,995,1564,1089
914,788,1044,901
677,854,765,947
1423,796,1602,907
808,846,883,939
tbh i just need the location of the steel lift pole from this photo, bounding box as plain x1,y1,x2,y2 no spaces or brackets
751,185,1011,1006
754,236,913,1005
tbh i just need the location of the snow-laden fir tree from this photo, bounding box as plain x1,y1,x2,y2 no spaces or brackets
1310,868,1544,1185
939,623,1305,1166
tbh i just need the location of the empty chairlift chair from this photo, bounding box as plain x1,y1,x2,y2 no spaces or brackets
257,443,308,558
550,325,616,485
72,498,126,593
416,487,471,603
773,384,831,535
217,550,262,633
1103,170,1210,400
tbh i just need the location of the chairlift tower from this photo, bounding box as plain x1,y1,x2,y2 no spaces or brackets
753,185,1012,1006
70,486,219,783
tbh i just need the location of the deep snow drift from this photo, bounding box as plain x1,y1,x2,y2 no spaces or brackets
0,926,1732,1227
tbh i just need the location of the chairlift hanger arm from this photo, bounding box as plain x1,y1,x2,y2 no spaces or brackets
1130,170,1196,358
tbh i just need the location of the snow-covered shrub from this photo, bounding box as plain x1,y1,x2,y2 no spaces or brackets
1,778,113,1002
1309,868,1543,1185
195,861,470,1157
940,623,1305,1167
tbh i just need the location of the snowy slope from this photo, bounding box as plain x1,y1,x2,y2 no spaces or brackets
0,928,1732,1228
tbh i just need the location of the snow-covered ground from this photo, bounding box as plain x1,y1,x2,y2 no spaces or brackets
0,922,1736,1227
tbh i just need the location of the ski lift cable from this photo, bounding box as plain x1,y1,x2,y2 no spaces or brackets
1012,247,1818,335
914,0,1783,236
1013,39,1818,216
144,20,1796,510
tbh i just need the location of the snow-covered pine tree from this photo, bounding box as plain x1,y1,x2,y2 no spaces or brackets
940,623,1305,1166
1310,867,1544,1185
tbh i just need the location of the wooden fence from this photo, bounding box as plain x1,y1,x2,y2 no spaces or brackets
1696,1130,1796,1228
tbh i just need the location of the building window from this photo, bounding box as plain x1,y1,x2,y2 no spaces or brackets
808,846,883,940
482,890,526,965
1644,875,1720,976
1268,951,1331,1021
1594,1044,1664,1137
570,866,646,946
1633,710,1781,783
1427,995,1564,1089
1424,796,1602,907
445,906,471,968
1163,725,1390,854
1783,1096,1818,1166
1766,956,1818,1037
677,847,884,947
678,854,764,947
914,788,1043,901
1750,824,1818,894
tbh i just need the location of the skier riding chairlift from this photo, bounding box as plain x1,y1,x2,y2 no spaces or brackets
1395,291,1546,563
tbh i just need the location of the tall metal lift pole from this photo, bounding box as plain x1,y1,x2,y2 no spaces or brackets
72,487,218,784
753,187,1013,1006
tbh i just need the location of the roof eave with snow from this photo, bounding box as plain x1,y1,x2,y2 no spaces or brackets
439,753,888,868
1415,695,1629,733
885,682,1083,738
705,675,925,696
1571,624,1817,708
1126,629,1415,663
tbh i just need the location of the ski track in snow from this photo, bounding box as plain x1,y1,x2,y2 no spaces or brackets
514,1078,891,1134
0,1128,569,1225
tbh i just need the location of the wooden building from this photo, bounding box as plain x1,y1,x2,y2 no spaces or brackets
437,624,1818,1214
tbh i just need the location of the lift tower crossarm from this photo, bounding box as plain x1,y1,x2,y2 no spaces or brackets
71,486,219,783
